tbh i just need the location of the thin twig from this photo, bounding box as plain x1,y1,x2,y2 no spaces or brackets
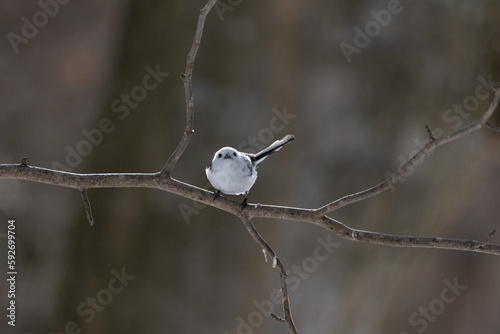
424,125,436,142
474,229,497,249
240,217,298,334
160,0,218,176
486,122,500,133
315,87,500,216
79,189,94,226
271,313,285,322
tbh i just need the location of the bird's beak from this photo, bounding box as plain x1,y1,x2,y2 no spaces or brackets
223,154,231,159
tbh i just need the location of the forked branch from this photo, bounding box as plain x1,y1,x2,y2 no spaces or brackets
240,217,298,334
161,0,218,176
316,87,500,216
1,1,500,334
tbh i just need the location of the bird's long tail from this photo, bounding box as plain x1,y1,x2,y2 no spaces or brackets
252,134,294,164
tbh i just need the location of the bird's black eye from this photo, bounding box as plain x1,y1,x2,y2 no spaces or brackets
218,153,222,158
233,152,237,157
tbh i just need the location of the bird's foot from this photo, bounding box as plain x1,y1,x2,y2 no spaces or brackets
240,196,248,209
213,190,221,201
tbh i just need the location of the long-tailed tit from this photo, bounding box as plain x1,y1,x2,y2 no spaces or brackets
206,134,295,207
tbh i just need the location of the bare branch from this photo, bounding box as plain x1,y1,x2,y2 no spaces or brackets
0,165,159,189
1,163,500,256
271,313,286,322
79,189,94,226
2,1,500,332
240,217,298,334
160,0,218,176
424,124,436,142
475,229,497,249
486,122,500,133
315,87,500,216
307,216,500,255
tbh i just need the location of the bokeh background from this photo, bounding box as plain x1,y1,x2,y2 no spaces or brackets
1,0,500,333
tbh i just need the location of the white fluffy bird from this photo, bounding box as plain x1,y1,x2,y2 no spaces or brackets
206,135,294,206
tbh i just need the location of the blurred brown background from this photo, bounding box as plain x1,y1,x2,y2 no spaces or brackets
1,0,500,333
